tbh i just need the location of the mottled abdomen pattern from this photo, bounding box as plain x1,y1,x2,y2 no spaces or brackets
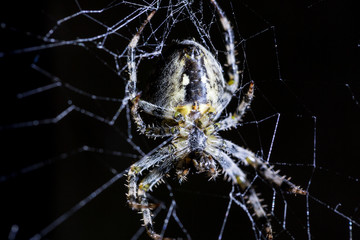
144,40,225,111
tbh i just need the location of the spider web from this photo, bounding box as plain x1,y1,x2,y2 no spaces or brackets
0,0,359,239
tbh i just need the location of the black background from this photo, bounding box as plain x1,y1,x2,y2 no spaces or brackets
0,0,359,239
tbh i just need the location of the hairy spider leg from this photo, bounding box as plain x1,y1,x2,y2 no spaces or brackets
205,146,273,239
132,96,176,137
127,10,155,100
209,0,240,119
137,161,177,240
128,145,187,240
223,140,306,195
139,100,175,120
127,11,175,137
218,81,255,131
127,147,172,206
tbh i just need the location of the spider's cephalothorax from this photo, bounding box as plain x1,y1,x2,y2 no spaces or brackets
126,1,306,239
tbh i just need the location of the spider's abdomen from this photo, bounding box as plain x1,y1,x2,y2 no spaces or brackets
144,40,225,114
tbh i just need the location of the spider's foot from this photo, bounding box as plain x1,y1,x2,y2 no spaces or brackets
290,186,307,195
281,179,307,195
145,222,176,240
145,225,162,240
257,217,273,240
265,224,273,240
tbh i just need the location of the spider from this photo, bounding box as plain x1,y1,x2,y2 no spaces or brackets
126,1,306,239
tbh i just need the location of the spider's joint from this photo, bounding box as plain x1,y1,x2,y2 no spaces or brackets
235,175,247,188
139,183,150,192
130,165,142,174
245,156,256,165
227,78,235,86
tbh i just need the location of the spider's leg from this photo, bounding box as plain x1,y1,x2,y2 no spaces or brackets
139,100,175,119
217,81,254,131
131,97,176,137
223,140,306,195
127,10,156,100
127,146,172,207
206,146,273,239
127,11,173,137
126,11,176,137
209,0,239,118
137,161,175,240
129,145,186,240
